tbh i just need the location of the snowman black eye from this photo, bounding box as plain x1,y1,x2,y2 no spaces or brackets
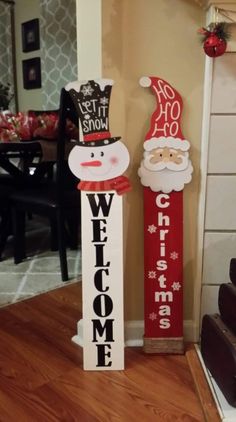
170,154,173,157
91,152,94,158
100,151,104,157
160,154,162,157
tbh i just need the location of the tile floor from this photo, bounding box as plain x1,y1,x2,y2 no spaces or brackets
0,216,81,307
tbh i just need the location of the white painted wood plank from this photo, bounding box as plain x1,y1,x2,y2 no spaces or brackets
201,285,219,321
205,176,236,230
227,26,236,53
202,232,236,285
208,116,236,173
211,52,236,113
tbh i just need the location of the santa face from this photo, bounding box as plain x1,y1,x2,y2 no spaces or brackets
143,147,189,172
68,141,130,182
138,146,193,193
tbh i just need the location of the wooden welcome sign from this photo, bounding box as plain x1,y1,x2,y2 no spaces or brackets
67,79,131,370
138,76,193,354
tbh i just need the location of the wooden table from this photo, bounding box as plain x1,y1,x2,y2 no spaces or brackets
0,140,59,183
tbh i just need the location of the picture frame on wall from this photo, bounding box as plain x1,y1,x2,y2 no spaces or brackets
22,58,41,90
21,19,40,53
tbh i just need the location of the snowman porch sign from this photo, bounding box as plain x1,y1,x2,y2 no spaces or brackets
67,79,131,370
138,76,193,354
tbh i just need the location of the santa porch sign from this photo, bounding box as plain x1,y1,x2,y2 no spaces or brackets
138,76,193,354
67,79,131,370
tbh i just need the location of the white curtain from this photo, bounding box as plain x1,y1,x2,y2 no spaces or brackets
40,0,77,109
0,2,15,111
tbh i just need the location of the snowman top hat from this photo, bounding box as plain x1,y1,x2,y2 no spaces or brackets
65,78,120,147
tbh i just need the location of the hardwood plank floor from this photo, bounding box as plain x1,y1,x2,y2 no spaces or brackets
0,283,217,421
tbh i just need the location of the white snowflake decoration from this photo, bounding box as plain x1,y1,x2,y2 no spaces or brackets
171,282,181,291
149,312,157,321
84,114,90,119
100,96,109,105
148,271,157,279
147,224,157,234
81,84,94,96
170,251,179,260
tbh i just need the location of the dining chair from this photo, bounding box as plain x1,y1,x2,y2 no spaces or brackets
10,88,80,281
0,141,43,260
0,184,16,259
27,109,59,180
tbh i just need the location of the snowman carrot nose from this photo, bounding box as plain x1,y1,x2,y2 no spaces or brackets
81,160,102,167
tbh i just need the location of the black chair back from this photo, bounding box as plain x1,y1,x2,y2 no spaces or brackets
56,88,79,197
9,88,81,280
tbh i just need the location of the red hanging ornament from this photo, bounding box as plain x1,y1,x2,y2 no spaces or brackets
198,22,231,58
203,33,227,57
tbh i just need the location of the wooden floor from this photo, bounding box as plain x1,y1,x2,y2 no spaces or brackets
0,282,219,421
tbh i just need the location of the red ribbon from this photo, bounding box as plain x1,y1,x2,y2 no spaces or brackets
83,131,111,142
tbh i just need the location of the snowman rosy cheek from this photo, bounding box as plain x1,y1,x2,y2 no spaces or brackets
110,156,119,165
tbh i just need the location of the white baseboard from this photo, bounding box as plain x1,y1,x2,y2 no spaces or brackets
72,319,199,347
184,319,200,343
124,320,144,347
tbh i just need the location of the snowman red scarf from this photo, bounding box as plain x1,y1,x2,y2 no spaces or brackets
78,175,131,195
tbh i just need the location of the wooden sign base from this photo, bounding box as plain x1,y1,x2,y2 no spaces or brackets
143,337,184,354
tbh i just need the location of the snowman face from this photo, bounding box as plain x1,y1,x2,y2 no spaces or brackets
68,141,130,181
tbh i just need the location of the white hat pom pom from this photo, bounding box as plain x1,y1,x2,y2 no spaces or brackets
139,76,151,87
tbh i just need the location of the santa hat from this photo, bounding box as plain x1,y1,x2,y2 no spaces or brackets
139,76,190,152
65,78,120,147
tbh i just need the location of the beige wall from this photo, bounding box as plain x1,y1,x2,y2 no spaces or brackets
102,0,205,322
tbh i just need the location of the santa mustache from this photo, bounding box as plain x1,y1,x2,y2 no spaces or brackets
143,152,189,172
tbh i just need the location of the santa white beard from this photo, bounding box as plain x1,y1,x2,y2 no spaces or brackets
138,160,193,193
